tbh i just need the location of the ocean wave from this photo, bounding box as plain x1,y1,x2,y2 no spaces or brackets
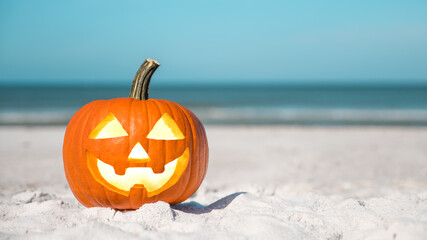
192,107,427,125
0,110,75,125
1,107,427,126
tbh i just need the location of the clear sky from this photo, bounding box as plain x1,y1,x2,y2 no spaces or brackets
1,0,427,85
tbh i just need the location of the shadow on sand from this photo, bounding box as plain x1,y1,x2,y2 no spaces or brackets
171,192,246,214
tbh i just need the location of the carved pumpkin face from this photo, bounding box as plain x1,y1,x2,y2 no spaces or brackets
86,110,189,197
63,58,208,209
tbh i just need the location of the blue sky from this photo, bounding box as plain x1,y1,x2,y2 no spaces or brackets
1,0,427,85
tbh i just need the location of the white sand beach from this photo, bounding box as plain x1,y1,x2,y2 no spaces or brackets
1,126,426,239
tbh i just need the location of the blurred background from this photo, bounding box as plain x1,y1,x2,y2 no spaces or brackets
1,0,427,126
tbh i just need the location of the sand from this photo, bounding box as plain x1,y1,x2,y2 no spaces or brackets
0,126,426,239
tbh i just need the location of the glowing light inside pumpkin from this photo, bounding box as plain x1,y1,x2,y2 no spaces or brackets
94,148,189,196
147,113,185,140
89,113,128,139
128,142,150,163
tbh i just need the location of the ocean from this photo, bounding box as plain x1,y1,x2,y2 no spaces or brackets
1,83,427,126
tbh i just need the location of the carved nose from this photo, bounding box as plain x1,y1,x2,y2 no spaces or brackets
128,142,150,163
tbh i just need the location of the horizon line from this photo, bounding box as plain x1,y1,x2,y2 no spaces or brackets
1,79,427,88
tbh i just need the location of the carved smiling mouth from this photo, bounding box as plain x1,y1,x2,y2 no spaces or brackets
87,148,189,197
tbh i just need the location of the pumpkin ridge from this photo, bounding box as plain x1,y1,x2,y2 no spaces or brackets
175,104,208,203
153,100,167,202
126,99,134,209
163,100,186,203
101,100,129,208
176,106,197,203
177,103,196,202
149,99,166,173
153,99,192,203
79,103,104,207
171,101,189,202
66,102,100,207
170,103,196,203
86,101,113,208
63,104,90,206
101,99,128,208
75,103,102,207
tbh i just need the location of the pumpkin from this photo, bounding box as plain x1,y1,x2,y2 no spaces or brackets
63,58,209,209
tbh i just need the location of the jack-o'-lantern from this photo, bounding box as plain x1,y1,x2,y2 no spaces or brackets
63,58,208,209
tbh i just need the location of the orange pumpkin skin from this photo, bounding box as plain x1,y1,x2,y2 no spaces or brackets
63,98,208,209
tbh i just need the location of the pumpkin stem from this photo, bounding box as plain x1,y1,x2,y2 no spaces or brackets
129,58,160,100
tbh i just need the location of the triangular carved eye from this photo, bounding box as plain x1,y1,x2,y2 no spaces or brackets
89,113,128,139
147,113,185,140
